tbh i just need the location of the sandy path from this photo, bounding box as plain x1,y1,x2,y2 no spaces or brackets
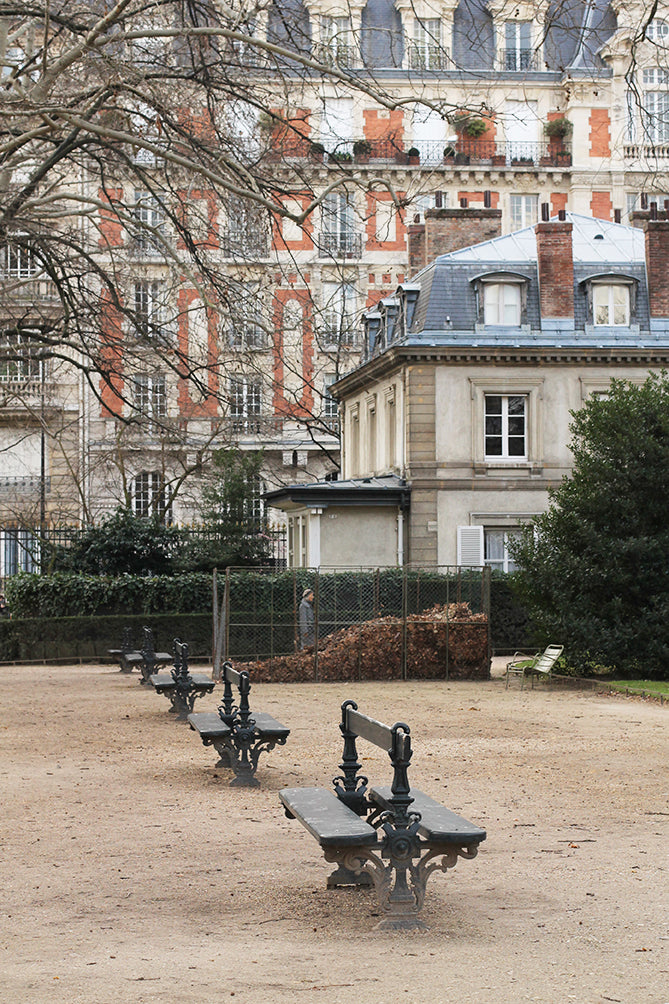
0,664,667,1004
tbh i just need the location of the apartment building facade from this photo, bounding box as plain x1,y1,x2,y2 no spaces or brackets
2,0,669,546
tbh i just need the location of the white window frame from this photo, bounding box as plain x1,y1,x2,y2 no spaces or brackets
484,394,527,460
484,527,522,573
132,191,165,254
133,373,167,426
230,375,262,430
132,471,172,522
509,194,539,230
318,16,354,67
504,21,533,70
483,282,522,326
409,18,446,70
321,280,358,347
592,283,631,326
229,281,266,349
469,377,544,468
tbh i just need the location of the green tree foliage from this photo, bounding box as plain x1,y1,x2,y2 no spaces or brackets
511,373,669,679
50,509,178,575
176,449,274,572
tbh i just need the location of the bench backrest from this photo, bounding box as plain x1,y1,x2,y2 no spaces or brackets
534,644,563,674
171,639,191,681
338,700,414,825
219,661,253,726
142,626,155,657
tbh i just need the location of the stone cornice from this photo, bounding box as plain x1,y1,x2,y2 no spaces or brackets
332,344,669,397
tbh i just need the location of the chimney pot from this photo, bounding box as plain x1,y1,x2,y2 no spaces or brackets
651,202,658,220
641,193,649,209
460,198,468,208
614,208,622,223
483,190,491,208
558,209,566,221
541,202,550,222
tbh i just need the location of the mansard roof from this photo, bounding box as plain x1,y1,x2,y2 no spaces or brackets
360,214,669,356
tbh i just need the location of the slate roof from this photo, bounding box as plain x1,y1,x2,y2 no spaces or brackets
372,214,669,350
268,0,617,73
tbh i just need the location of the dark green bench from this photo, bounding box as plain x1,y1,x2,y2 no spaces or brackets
149,640,215,717
108,626,142,673
188,661,289,787
280,700,486,930
138,626,172,685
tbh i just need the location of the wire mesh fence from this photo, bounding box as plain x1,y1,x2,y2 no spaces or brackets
215,565,491,681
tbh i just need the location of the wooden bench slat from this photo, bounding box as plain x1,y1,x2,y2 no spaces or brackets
346,709,393,751
280,787,378,848
187,712,232,738
369,787,486,844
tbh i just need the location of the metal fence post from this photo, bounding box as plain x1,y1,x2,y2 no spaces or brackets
313,569,320,682
223,567,230,662
401,566,408,680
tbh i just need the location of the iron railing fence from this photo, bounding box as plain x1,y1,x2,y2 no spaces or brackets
215,565,491,680
0,523,287,582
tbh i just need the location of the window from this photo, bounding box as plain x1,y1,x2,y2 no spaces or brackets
593,284,630,326
646,19,669,42
641,69,669,143
509,194,538,229
412,108,446,165
132,191,165,254
318,16,354,67
0,238,38,278
483,283,521,326
321,281,357,346
485,395,527,459
504,21,533,70
323,375,339,420
230,376,262,431
319,193,360,258
132,471,171,522
133,280,168,338
0,331,41,381
409,19,446,70
133,373,167,426
319,98,354,155
229,282,265,348
222,197,268,258
1,528,38,575
484,528,522,573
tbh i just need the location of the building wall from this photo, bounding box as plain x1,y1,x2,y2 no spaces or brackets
319,506,401,567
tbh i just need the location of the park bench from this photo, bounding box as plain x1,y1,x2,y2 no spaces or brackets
149,639,215,717
279,699,486,930
137,626,172,685
188,661,290,787
108,627,142,674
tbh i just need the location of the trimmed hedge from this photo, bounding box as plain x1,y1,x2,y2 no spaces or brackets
0,613,212,663
490,574,534,653
5,573,213,618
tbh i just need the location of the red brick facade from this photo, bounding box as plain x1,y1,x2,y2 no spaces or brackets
591,191,613,221
589,109,611,158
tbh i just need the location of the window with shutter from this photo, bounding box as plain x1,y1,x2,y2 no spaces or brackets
457,526,484,566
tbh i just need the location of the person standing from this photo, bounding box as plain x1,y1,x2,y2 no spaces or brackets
298,588,314,649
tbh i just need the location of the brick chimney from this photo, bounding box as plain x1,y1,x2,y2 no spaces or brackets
645,218,669,324
408,205,502,277
535,213,574,331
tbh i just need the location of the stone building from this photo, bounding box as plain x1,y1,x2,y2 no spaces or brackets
266,206,669,568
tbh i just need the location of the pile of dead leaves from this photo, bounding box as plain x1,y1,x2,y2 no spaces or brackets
243,602,489,682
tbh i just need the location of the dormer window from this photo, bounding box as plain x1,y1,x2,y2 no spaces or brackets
409,19,447,70
483,282,521,325
504,21,533,70
593,284,630,326
582,275,637,328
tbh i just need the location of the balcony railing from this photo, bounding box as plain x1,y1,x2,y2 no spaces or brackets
624,143,669,162
227,415,285,436
220,230,269,259
407,44,450,70
312,42,357,68
500,48,539,71
0,475,51,491
316,231,363,259
0,275,60,302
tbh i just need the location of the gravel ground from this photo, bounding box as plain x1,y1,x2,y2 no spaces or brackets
0,662,667,1004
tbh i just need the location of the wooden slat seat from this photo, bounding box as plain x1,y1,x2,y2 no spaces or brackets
188,661,289,786
369,787,487,845
280,787,378,848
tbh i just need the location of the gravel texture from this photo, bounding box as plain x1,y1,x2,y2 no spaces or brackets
1,662,667,1003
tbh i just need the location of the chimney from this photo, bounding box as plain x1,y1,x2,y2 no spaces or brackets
535,218,574,331
645,218,669,324
422,206,502,267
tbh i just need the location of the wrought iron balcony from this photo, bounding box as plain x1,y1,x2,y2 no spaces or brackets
221,230,270,259
500,48,539,71
312,42,357,68
316,232,362,259
407,44,450,70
